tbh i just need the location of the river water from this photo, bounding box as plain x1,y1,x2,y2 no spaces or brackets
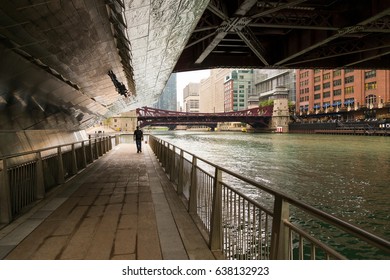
153,131,390,245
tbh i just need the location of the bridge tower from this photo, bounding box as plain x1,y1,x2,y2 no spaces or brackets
271,86,290,133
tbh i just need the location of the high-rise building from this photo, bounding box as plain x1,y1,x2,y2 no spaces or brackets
223,69,254,112
295,69,390,120
183,82,200,112
155,73,177,110
199,69,231,113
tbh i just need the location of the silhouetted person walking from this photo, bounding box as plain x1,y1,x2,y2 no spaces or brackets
133,126,143,153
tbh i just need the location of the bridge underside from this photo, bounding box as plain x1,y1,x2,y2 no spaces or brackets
175,0,390,72
0,1,389,132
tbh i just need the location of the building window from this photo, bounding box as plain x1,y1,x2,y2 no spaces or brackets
345,98,355,106
323,91,331,98
365,81,377,90
314,69,321,74
314,76,321,83
365,94,376,104
344,69,354,73
333,69,341,77
333,100,341,106
333,79,341,87
323,101,331,108
114,119,117,122
314,85,321,91
344,76,354,83
323,73,330,80
345,86,354,94
314,93,321,100
333,89,342,96
365,70,376,79
300,71,309,78
323,82,330,89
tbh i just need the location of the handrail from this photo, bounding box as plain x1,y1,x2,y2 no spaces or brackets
148,134,390,259
152,136,390,251
0,135,114,161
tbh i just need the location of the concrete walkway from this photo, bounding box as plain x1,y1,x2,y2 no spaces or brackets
0,143,215,260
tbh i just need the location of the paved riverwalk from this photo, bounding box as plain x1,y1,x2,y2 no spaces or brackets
0,143,216,260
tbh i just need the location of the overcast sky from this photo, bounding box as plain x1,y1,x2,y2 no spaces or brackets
176,69,210,105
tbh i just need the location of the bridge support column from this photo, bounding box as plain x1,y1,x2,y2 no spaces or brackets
271,86,290,133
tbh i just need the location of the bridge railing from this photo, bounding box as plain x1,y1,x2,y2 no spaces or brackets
148,135,390,260
0,136,114,226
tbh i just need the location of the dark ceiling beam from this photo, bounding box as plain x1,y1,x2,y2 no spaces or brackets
237,27,269,65
251,0,308,19
287,35,390,65
249,22,338,31
184,31,216,49
344,48,390,68
196,0,311,65
284,45,390,67
207,2,229,21
275,7,390,66
235,0,258,16
195,1,259,65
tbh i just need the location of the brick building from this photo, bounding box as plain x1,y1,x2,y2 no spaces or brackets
296,69,390,121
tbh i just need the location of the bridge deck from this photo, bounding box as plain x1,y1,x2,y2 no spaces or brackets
0,143,216,260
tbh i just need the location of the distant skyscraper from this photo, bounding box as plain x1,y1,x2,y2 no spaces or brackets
183,83,200,112
199,68,231,113
224,69,254,112
156,73,177,110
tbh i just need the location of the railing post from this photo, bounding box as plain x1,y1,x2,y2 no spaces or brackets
57,147,65,184
109,136,113,150
170,146,176,181
270,196,290,259
105,136,109,152
0,159,12,224
161,142,166,168
101,137,106,154
177,150,184,195
115,134,120,146
165,144,171,174
35,152,45,199
209,167,223,251
81,141,87,168
157,140,162,161
94,138,99,158
188,157,198,214
71,144,78,175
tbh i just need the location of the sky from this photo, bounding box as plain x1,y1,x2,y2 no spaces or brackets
176,69,210,105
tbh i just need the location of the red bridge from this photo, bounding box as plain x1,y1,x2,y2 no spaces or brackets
136,106,273,129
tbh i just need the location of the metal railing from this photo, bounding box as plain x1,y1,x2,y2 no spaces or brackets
0,136,114,225
148,135,390,260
